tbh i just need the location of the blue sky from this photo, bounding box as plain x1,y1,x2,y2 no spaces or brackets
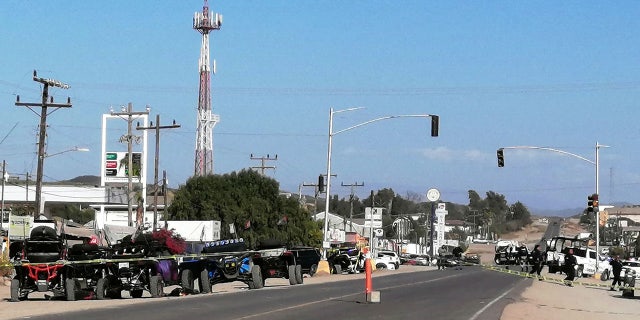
1,1,640,213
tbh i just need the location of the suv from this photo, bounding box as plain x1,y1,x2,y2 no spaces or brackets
289,246,321,276
376,251,400,270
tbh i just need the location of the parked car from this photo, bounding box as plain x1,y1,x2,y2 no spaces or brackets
289,246,321,276
403,254,430,266
327,247,364,274
376,251,400,270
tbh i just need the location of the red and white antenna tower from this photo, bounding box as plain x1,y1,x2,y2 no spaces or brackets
193,0,222,176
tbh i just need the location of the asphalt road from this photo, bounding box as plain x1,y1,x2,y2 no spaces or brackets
29,266,529,320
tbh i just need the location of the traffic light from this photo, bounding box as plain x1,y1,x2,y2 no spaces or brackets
318,174,325,193
431,115,439,137
497,149,504,167
587,194,599,212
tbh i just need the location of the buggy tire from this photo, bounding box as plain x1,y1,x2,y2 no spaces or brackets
600,270,609,281
288,265,297,285
295,264,303,284
181,269,194,293
65,278,76,301
130,289,143,298
10,278,20,302
334,264,342,275
199,269,212,293
309,264,318,277
150,275,164,298
96,277,109,300
96,276,121,300
249,265,263,289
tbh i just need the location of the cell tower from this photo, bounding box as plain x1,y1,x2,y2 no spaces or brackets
193,0,222,176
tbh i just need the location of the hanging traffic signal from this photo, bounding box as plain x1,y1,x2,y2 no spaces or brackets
587,194,599,212
497,149,505,167
318,174,325,193
431,115,439,137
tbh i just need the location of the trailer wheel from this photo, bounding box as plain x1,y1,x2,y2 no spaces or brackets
288,265,297,285
96,277,109,300
181,269,194,293
199,269,211,293
10,278,21,302
130,289,143,298
150,275,164,298
65,278,77,301
295,265,303,284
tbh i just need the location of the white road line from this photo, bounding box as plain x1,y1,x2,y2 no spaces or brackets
468,283,518,320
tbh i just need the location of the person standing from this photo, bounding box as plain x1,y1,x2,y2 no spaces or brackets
529,244,544,280
437,245,447,270
610,255,623,291
563,248,577,286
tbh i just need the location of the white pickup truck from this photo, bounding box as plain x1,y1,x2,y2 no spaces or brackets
546,235,610,278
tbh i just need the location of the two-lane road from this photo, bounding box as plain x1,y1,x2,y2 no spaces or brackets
32,266,530,320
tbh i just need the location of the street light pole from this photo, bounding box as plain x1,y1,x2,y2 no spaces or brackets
322,106,439,256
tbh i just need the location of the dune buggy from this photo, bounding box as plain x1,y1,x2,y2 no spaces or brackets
10,226,68,302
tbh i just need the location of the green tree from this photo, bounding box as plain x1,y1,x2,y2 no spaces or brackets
168,169,321,248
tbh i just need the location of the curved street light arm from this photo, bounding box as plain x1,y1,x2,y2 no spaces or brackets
500,146,595,165
333,114,432,136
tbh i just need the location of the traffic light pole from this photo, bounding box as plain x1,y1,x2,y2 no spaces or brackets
497,143,609,271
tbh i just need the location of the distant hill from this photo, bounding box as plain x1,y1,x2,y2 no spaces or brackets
62,175,101,185
530,207,583,218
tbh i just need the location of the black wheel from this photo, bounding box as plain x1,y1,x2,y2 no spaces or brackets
600,270,609,281
130,289,143,298
576,266,583,278
309,264,318,277
288,265,297,285
395,263,400,270
494,257,501,265
181,269,194,293
622,289,634,298
96,277,109,300
65,278,76,301
376,263,387,270
295,265,303,284
10,278,20,302
249,265,263,289
199,269,211,293
97,276,121,300
334,264,342,275
150,275,164,298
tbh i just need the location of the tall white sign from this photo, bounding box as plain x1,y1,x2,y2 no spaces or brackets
434,207,448,251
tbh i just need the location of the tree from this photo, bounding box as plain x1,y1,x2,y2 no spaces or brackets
168,169,322,248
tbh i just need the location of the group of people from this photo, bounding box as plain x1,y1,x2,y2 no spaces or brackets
531,245,625,289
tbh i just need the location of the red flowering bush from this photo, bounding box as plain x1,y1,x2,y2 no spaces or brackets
151,229,187,255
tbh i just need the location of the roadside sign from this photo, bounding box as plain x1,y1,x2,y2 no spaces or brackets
365,207,383,220
364,220,383,228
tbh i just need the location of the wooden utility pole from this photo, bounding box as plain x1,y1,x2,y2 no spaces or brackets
249,154,277,175
15,70,71,217
137,115,180,230
110,103,149,227
341,181,364,232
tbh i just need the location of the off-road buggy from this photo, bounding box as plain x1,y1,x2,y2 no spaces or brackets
179,238,264,292
63,242,112,301
251,239,302,285
95,229,184,299
328,247,365,274
10,226,67,302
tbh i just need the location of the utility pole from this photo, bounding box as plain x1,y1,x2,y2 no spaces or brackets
1,160,6,231
163,170,168,229
249,154,277,175
111,103,149,227
341,181,364,232
136,115,180,230
15,70,71,218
